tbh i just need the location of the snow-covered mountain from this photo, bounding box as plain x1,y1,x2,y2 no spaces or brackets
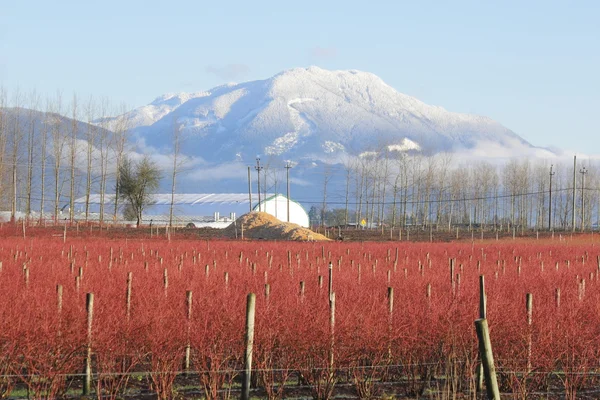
121,66,546,165
95,92,210,128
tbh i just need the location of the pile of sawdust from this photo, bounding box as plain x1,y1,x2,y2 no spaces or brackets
223,212,330,241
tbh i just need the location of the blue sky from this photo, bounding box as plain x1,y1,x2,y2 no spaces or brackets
1,0,599,154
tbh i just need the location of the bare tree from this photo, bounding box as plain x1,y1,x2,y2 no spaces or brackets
389,153,406,228
169,119,181,227
378,148,391,226
24,91,39,217
0,88,7,211
68,94,79,222
39,98,51,222
112,104,130,222
50,93,67,222
321,164,332,227
434,153,453,228
342,158,354,225
354,158,366,227
10,90,24,222
84,97,98,221
97,98,112,225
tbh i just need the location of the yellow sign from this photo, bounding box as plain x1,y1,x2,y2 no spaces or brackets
360,219,366,227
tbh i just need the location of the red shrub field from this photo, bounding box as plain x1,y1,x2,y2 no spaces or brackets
1,224,600,399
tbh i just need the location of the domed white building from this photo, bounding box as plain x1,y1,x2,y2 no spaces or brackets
253,194,309,227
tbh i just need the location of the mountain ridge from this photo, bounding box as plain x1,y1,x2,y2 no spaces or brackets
119,66,540,165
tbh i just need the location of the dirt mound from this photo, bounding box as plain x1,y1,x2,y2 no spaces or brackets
223,212,330,241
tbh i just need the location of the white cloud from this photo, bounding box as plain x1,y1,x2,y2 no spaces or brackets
187,161,248,182
290,177,312,186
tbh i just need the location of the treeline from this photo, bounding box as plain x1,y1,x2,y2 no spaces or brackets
316,153,599,231
0,89,130,223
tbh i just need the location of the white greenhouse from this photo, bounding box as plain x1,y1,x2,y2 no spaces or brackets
253,194,309,228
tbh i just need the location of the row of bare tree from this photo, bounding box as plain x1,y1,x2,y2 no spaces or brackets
321,151,599,231
0,89,129,224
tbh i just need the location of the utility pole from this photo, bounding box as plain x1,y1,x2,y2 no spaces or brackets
255,158,263,212
572,155,577,232
285,162,292,222
580,166,587,231
549,165,555,231
247,166,252,213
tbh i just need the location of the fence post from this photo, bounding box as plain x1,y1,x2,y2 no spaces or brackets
328,262,333,301
163,268,168,296
474,318,500,400
387,287,393,358
329,292,336,374
526,293,533,373
450,258,455,296
57,284,63,314
185,290,193,373
477,275,486,392
126,272,132,321
83,293,94,396
241,293,256,400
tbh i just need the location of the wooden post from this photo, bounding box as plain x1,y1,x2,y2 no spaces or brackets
387,287,394,318
264,283,270,299
299,281,305,299
163,268,168,296
477,275,486,392
185,290,192,372
479,275,486,319
475,318,500,400
241,293,256,400
83,293,94,396
526,293,533,373
555,288,561,308
387,287,394,357
57,284,63,313
126,272,132,321
450,258,455,296
329,292,336,373
426,283,431,304
23,267,29,288
328,262,333,301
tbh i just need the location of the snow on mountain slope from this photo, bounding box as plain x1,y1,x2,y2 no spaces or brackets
127,66,540,163
96,92,210,128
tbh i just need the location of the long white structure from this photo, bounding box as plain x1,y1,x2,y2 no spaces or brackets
76,193,271,206
72,193,309,228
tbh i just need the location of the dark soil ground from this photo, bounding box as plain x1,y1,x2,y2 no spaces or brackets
6,220,587,243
